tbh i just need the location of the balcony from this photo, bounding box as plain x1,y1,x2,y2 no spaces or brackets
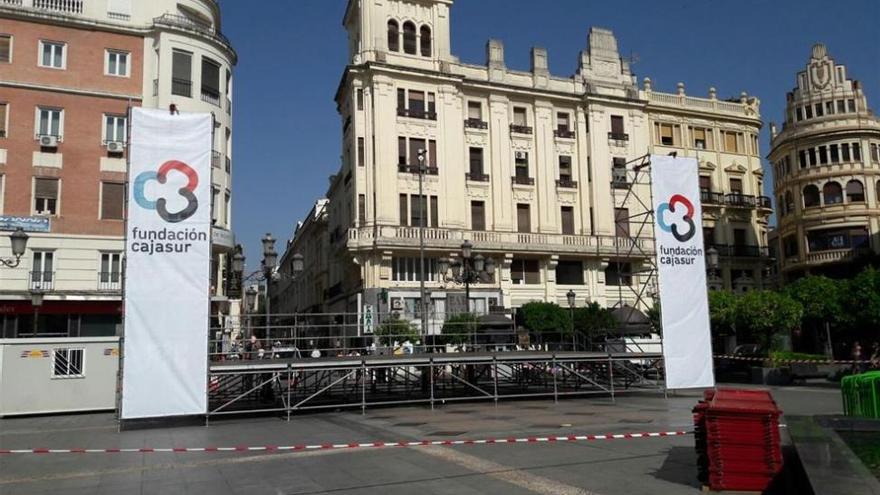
347,226,655,257
608,132,629,142
700,190,725,205
171,78,192,98
4,0,84,14
510,124,533,135
612,178,629,190
98,272,121,292
201,88,221,107
511,176,535,186
466,172,490,182
30,271,54,291
556,179,578,189
464,118,488,130
757,196,772,209
153,14,233,52
398,164,439,175
709,244,769,258
212,151,221,168
397,108,437,120
554,129,576,139
725,193,757,208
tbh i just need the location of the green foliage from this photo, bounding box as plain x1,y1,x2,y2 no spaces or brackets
785,275,845,326
736,290,803,351
645,301,661,334
374,316,419,345
769,351,827,364
517,302,572,335
844,267,880,330
708,290,739,335
573,302,617,337
441,313,479,345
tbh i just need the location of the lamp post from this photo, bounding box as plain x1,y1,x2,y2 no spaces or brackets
566,289,576,351
261,233,278,344
707,246,720,290
439,240,496,348
1,228,29,269
30,289,44,336
244,286,257,344
416,148,428,337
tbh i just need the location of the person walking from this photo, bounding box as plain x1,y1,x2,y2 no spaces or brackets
851,341,863,374
869,342,880,370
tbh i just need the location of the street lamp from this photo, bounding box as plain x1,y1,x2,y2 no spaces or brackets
261,233,277,343
417,148,428,337
245,286,258,313
566,289,576,351
30,289,44,336
1,228,29,269
439,240,496,348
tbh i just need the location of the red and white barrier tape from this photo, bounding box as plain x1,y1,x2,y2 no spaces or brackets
713,355,871,365
0,430,690,455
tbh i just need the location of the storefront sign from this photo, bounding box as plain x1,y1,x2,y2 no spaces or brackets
121,109,212,420
0,215,50,233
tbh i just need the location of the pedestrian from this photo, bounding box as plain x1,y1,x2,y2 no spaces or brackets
851,341,863,374
870,342,880,370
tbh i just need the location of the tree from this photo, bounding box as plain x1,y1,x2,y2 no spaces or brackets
441,313,479,345
517,302,572,336
645,301,662,335
374,316,419,345
785,275,845,327
735,290,803,352
844,267,880,332
573,302,617,339
708,290,739,336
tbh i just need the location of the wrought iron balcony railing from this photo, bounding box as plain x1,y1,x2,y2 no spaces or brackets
398,164,439,175
511,176,535,186
554,129,576,139
510,124,533,135
466,172,490,182
464,118,488,130
556,179,578,189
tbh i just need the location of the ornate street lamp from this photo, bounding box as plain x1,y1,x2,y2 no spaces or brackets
30,288,45,336
566,289,576,351
439,240,496,348
244,286,258,313
1,228,29,269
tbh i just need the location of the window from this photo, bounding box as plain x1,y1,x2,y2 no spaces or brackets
106,50,129,77
513,107,527,126
408,137,425,167
798,150,807,168
703,227,715,244
612,157,627,187
610,115,624,137
392,257,437,282
358,194,366,225
826,101,835,115
872,144,880,163
409,194,427,227
561,206,574,235
556,260,584,285
39,40,65,69
853,143,861,161
517,204,531,233
722,131,739,153
397,88,406,112
729,178,743,194
804,105,813,119
211,187,219,224
0,102,7,138
823,182,843,205
795,107,803,121
692,127,710,149
200,57,221,106
848,99,856,113
511,258,540,285
104,114,126,144
783,235,799,258
32,251,54,289
430,195,438,228
100,253,122,290
830,144,840,163
37,107,62,138
471,201,485,231
846,180,865,203
803,185,820,208
53,348,84,378
785,191,794,214
557,112,570,132
402,21,417,55
514,152,529,179
171,50,193,97
467,101,482,120
0,35,11,63
814,103,823,117
808,147,817,166
469,147,484,176
699,175,711,192
558,156,572,182
34,178,59,215
818,146,828,165
842,143,851,162
657,123,675,145
387,20,400,52
808,227,869,252
409,90,424,114
357,137,365,167
605,262,632,286
399,194,408,226
398,137,407,166
615,208,629,237
101,182,124,220
420,25,431,56
837,100,846,113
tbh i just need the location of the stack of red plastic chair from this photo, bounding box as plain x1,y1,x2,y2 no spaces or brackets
692,388,783,492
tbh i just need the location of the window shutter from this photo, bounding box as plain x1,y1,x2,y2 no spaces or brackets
0,36,10,63
430,195,438,227
611,115,624,134
399,194,408,226
35,178,58,198
0,103,6,134
201,57,221,94
517,204,530,233
561,207,574,235
471,201,485,231
101,183,124,220
172,50,192,81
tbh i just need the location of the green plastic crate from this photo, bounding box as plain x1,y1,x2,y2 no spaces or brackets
842,371,880,419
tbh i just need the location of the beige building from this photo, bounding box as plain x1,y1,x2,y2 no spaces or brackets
276,0,772,331
0,0,237,337
769,43,880,282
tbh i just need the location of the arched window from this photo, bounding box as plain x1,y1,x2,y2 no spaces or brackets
403,21,417,54
823,181,843,205
803,185,820,208
846,180,865,202
387,20,400,52
785,190,794,213
420,25,432,56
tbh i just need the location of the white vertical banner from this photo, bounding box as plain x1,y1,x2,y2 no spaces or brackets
122,108,212,419
650,155,715,389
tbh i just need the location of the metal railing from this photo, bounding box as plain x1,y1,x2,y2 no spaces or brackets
554,129,576,139
701,190,725,205
153,13,233,51
171,78,192,98
201,88,221,107
466,172,490,182
30,271,54,291
98,272,121,291
608,132,629,141
464,118,488,130
512,175,535,186
510,124,533,135
398,164,439,175
397,108,437,120
556,178,578,189
709,243,769,258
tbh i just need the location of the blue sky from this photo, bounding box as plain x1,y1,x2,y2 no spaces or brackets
222,0,880,270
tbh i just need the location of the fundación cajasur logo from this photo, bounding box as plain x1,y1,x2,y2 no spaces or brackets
133,160,199,223
656,194,696,243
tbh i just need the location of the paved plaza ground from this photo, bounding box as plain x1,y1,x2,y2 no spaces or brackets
0,383,842,495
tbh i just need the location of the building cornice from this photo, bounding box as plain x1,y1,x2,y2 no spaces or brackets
0,80,143,102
